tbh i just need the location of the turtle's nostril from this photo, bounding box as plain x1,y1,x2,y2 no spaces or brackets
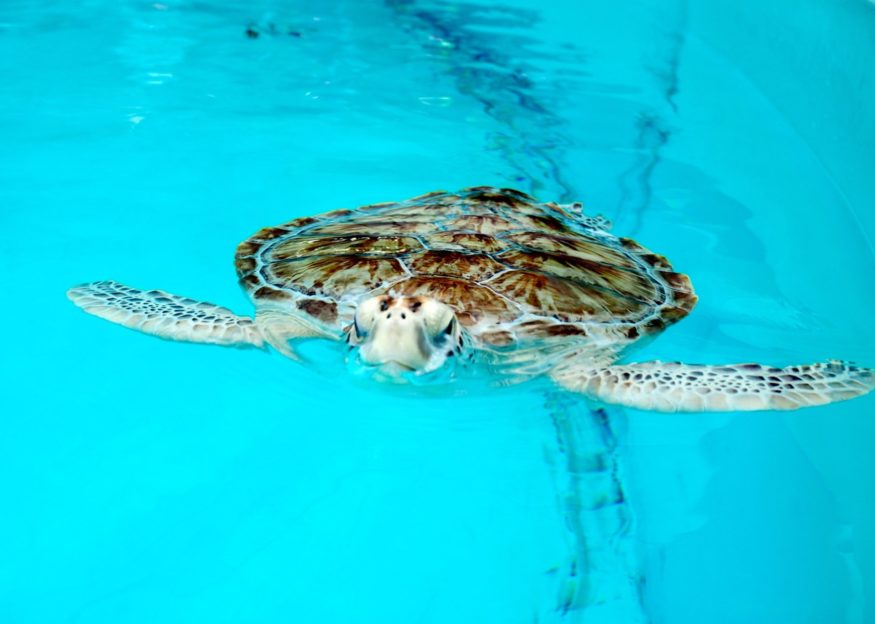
387,313,392,319
401,313,406,320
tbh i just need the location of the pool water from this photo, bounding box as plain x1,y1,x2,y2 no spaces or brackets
1,1,873,622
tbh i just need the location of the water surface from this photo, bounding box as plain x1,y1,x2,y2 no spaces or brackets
1,1,873,622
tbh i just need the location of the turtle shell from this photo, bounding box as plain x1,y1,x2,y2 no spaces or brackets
235,187,697,349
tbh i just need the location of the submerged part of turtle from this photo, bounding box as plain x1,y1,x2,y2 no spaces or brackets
68,186,873,412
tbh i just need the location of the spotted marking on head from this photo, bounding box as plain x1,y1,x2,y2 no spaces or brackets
388,276,518,326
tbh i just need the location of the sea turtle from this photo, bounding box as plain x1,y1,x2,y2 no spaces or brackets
68,186,873,412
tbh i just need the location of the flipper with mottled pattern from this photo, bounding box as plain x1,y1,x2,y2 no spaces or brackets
552,360,875,412
67,280,264,348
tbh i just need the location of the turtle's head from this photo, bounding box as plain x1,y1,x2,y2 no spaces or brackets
348,295,462,374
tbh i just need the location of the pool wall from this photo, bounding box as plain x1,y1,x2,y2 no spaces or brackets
687,0,875,247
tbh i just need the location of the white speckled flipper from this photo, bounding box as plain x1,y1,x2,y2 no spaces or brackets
67,280,264,348
552,360,874,412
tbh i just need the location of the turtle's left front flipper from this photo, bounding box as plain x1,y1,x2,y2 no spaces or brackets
67,280,264,347
551,360,874,412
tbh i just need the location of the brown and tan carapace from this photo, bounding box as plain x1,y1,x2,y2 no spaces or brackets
67,187,873,412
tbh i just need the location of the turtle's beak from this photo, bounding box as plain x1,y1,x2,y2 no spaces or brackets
361,311,431,371
350,295,461,375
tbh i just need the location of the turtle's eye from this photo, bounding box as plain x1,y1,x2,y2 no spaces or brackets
443,318,456,336
410,300,422,313
379,299,389,312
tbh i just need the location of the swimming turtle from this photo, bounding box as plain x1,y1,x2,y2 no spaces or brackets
68,186,873,411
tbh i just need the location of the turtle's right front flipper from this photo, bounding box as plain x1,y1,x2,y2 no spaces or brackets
67,280,264,348
552,360,874,412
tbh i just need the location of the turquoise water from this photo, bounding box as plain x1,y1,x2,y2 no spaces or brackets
2,1,874,622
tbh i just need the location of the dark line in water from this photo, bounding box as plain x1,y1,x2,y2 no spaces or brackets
544,392,645,620
659,2,688,115
615,0,687,236
383,1,670,619
385,0,577,202
615,112,672,236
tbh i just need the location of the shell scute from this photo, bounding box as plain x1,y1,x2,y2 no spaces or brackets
661,304,694,324
240,274,261,291
296,298,338,324
450,214,519,235
505,232,638,269
253,285,292,301
305,219,434,236
487,270,648,321
359,201,400,212
407,250,506,281
658,270,694,293
423,232,505,253
269,235,422,260
480,329,515,347
235,256,257,276
406,190,451,203
318,209,354,220
640,253,672,270
235,240,263,259
516,319,587,339
381,202,462,218
252,226,292,241
618,237,652,254
463,187,533,208
510,213,569,234
281,216,318,229
265,256,404,298
498,249,658,302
